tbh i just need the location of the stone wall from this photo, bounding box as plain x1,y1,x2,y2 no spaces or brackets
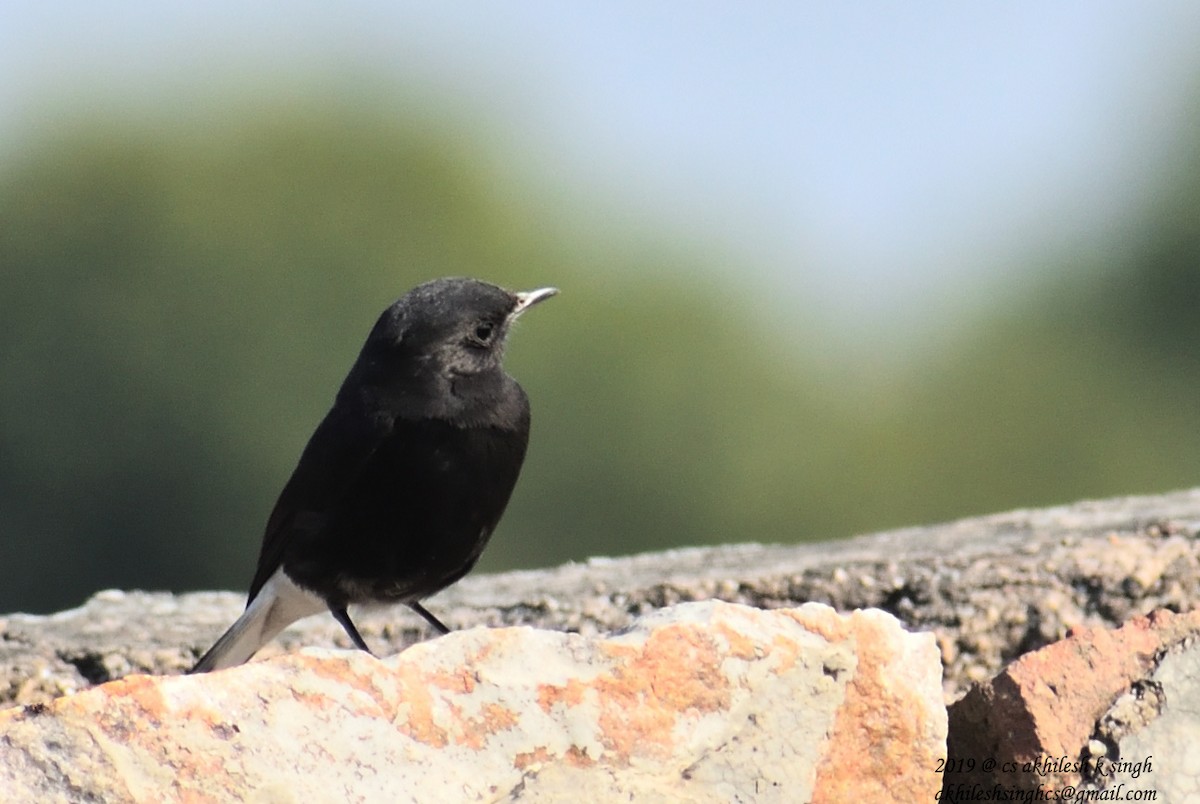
3,488,1199,800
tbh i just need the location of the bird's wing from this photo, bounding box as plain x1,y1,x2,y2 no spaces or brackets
245,399,392,604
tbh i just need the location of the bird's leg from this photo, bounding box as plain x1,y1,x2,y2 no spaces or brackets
408,601,452,635
330,607,374,654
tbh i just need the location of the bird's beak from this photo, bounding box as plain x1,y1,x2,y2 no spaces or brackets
512,287,559,317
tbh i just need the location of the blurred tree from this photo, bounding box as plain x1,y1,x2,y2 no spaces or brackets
895,92,1200,521
0,99,839,611
1,89,1198,614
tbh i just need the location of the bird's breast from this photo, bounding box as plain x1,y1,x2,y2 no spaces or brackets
316,418,530,602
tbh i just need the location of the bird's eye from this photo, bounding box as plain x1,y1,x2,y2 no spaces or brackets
472,321,495,344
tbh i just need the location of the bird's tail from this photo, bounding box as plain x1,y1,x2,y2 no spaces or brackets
189,569,325,674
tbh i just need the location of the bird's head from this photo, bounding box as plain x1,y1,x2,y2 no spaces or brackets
356,278,556,413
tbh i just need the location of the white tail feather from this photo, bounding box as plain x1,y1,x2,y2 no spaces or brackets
190,569,325,673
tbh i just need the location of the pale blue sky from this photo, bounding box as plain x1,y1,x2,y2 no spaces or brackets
4,2,1200,341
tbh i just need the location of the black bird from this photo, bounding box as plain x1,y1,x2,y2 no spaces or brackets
190,277,557,673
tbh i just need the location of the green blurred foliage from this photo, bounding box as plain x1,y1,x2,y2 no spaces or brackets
1,94,1198,613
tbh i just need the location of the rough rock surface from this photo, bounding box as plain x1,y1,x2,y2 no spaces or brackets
945,608,1200,798
1095,636,1200,800
0,601,946,803
5,487,1200,709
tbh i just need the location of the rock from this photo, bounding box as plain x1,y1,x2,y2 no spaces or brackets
945,608,1200,797
0,601,945,803
6,489,1200,798
6,488,1200,710
1086,623,1200,800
